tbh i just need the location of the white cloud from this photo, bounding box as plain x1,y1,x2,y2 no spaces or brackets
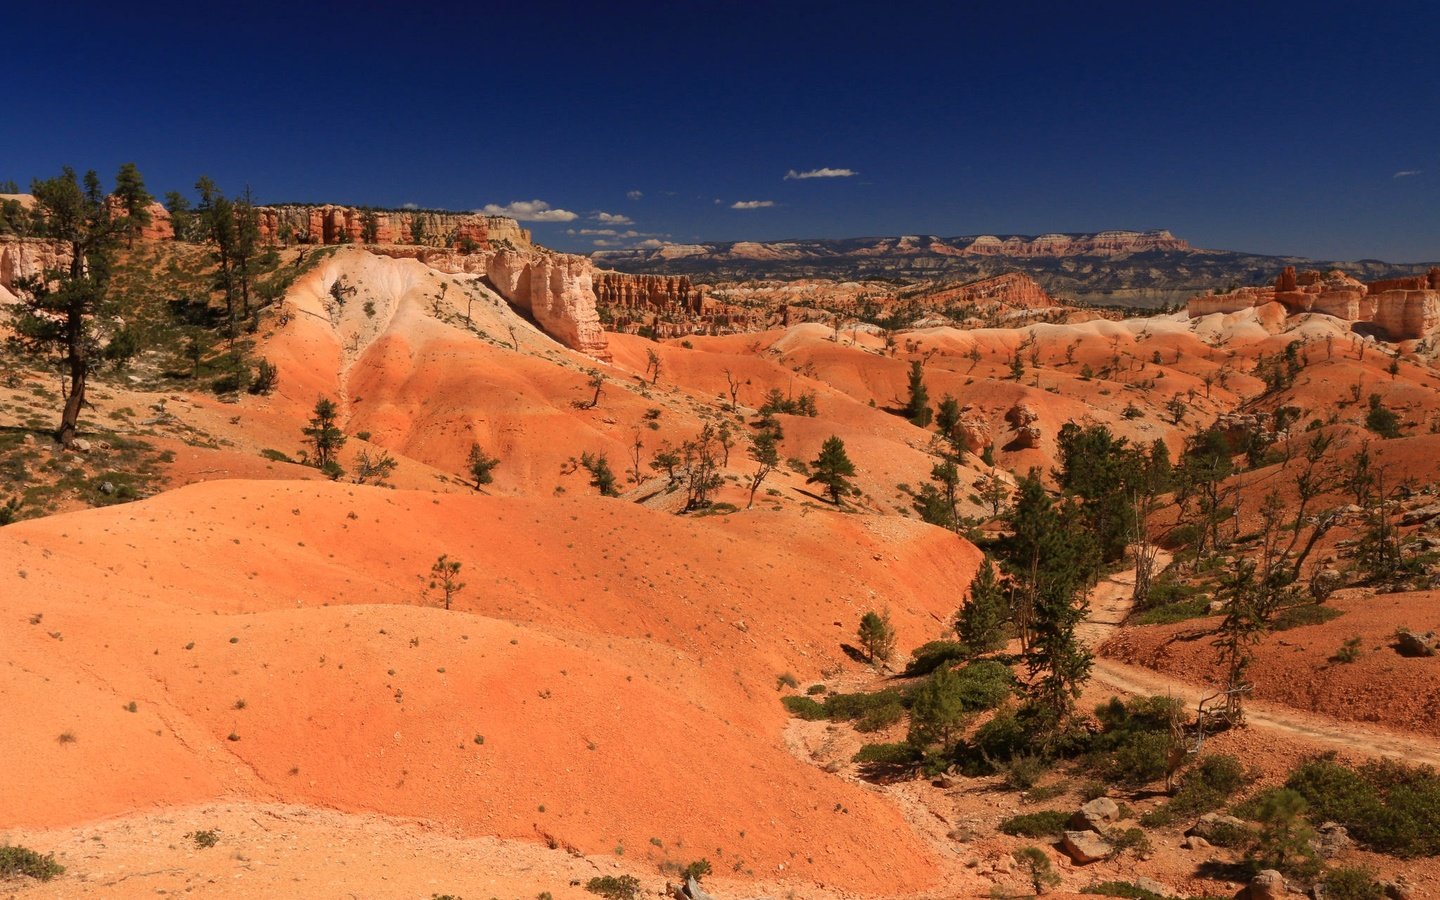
593,239,618,247
1394,169,1422,178
636,239,670,249
784,167,857,180
593,211,633,225
401,202,419,210
626,190,644,200
731,200,775,210
478,199,578,222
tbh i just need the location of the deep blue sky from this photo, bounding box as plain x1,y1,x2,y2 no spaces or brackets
6,1,1438,260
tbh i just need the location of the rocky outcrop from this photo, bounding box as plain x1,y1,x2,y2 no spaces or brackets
1234,870,1287,900
590,270,759,337
1004,402,1041,450
593,272,704,317
1068,797,1121,832
486,249,610,360
0,237,72,294
1372,289,1440,341
255,205,531,251
1187,266,1440,340
923,272,1058,311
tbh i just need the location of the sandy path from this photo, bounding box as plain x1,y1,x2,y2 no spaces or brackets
1083,555,1440,767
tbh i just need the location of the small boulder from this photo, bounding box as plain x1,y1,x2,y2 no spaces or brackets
1005,402,1039,427
1060,829,1112,864
1236,870,1287,900
1186,812,1248,841
1400,503,1440,526
1180,834,1210,850
1068,797,1120,832
1396,630,1439,657
1383,878,1416,900
70,438,92,453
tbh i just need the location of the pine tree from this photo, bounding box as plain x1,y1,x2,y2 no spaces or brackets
935,394,962,445
807,435,856,505
1002,471,1097,719
302,396,347,478
857,609,896,665
747,430,780,508
8,167,118,446
956,558,1008,654
907,665,969,748
112,162,152,248
905,359,932,427
467,443,500,488
195,177,238,326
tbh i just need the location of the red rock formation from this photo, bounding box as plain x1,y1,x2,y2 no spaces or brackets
254,205,530,251
104,198,174,241
593,272,704,317
924,272,1057,311
1188,265,1440,341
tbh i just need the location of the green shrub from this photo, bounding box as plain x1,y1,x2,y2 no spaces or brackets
187,829,219,849
824,689,906,722
260,448,294,463
1107,826,1151,858
1319,867,1385,900
0,844,64,881
950,659,1017,711
999,810,1069,837
852,742,921,767
585,875,642,900
1085,696,1181,786
780,695,826,720
904,640,969,676
681,859,711,882
775,672,799,690
1082,883,1167,900
1000,753,1052,791
1161,754,1248,819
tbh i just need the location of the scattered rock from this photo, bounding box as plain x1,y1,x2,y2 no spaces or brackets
1186,812,1248,841
1396,630,1439,657
99,481,115,495
1313,821,1352,858
1236,870,1287,900
1382,877,1416,900
1135,876,1176,898
1060,829,1112,864
71,438,92,453
1400,503,1440,526
1068,797,1120,832
1180,834,1210,850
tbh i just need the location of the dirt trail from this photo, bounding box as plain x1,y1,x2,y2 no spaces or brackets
1083,555,1440,768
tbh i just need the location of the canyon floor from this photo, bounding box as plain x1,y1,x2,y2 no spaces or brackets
4,243,1440,898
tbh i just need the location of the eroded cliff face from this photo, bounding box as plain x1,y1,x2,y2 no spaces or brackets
1186,265,1440,340
485,250,610,360
255,205,531,251
589,271,757,337
0,238,73,296
954,230,1189,258
105,198,174,241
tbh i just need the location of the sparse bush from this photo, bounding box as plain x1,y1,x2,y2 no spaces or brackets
187,829,219,849
1082,883,1167,900
1332,635,1364,663
0,844,65,881
585,875,642,900
680,859,711,882
999,752,1051,791
1286,754,1440,857
1271,603,1343,631
775,672,799,690
1012,846,1060,893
